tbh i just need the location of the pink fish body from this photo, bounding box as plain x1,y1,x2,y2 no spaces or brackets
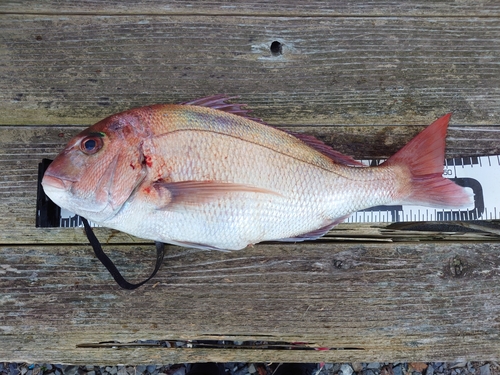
42,96,472,250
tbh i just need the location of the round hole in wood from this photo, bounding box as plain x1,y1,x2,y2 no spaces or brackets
270,41,282,56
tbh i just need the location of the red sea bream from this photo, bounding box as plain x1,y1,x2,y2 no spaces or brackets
42,96,472,250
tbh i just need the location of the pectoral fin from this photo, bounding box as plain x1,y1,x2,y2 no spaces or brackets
153,180,280,211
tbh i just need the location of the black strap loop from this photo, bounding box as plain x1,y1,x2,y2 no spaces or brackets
81,218,165,289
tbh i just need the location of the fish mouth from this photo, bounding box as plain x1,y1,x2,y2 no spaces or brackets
41,175,72,191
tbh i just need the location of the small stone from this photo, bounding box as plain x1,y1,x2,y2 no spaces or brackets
87,371,95,375
146,365,156,374
340,364,353,375
234,365,249,375
170,367,185,375
9,364,20,375
351,363,363,373
367,363,380,370
427,365,434,375
480,364,490,375
136,366,147,374
248,364,256,374
63,366,79,375
393,364,402,375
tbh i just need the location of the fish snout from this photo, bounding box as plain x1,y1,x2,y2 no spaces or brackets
41,174,72,191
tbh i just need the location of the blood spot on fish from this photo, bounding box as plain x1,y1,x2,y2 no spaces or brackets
143,155,153,168
143,187,152,194
129,163,135,170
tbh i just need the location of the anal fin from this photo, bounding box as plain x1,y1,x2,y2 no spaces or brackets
167,239,231,252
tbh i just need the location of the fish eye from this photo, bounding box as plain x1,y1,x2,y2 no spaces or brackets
80,136,103,155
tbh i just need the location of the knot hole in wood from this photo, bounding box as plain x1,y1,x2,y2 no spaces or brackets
270,41,283,56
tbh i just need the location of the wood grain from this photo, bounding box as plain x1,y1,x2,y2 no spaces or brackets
2,0,500,16
2,0,500,364
2,241,500,363
1,15,500,125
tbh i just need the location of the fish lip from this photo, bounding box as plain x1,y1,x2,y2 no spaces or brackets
41,175,72,191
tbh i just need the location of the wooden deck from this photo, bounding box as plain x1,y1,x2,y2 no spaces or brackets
1,0,500,364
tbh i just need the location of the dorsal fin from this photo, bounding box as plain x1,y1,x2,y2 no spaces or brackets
180,95,266,124
181,95,364,167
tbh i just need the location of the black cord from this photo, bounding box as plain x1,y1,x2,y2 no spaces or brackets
81,217,165,289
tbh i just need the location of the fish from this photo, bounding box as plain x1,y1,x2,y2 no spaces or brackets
42,95,472,251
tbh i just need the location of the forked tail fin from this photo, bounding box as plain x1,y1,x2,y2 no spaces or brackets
383,114,473,208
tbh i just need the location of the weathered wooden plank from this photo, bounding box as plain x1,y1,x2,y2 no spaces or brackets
2,0,500,17
2,241,500,363
2,125,499,245
1,0,499,366
1,15,500,125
